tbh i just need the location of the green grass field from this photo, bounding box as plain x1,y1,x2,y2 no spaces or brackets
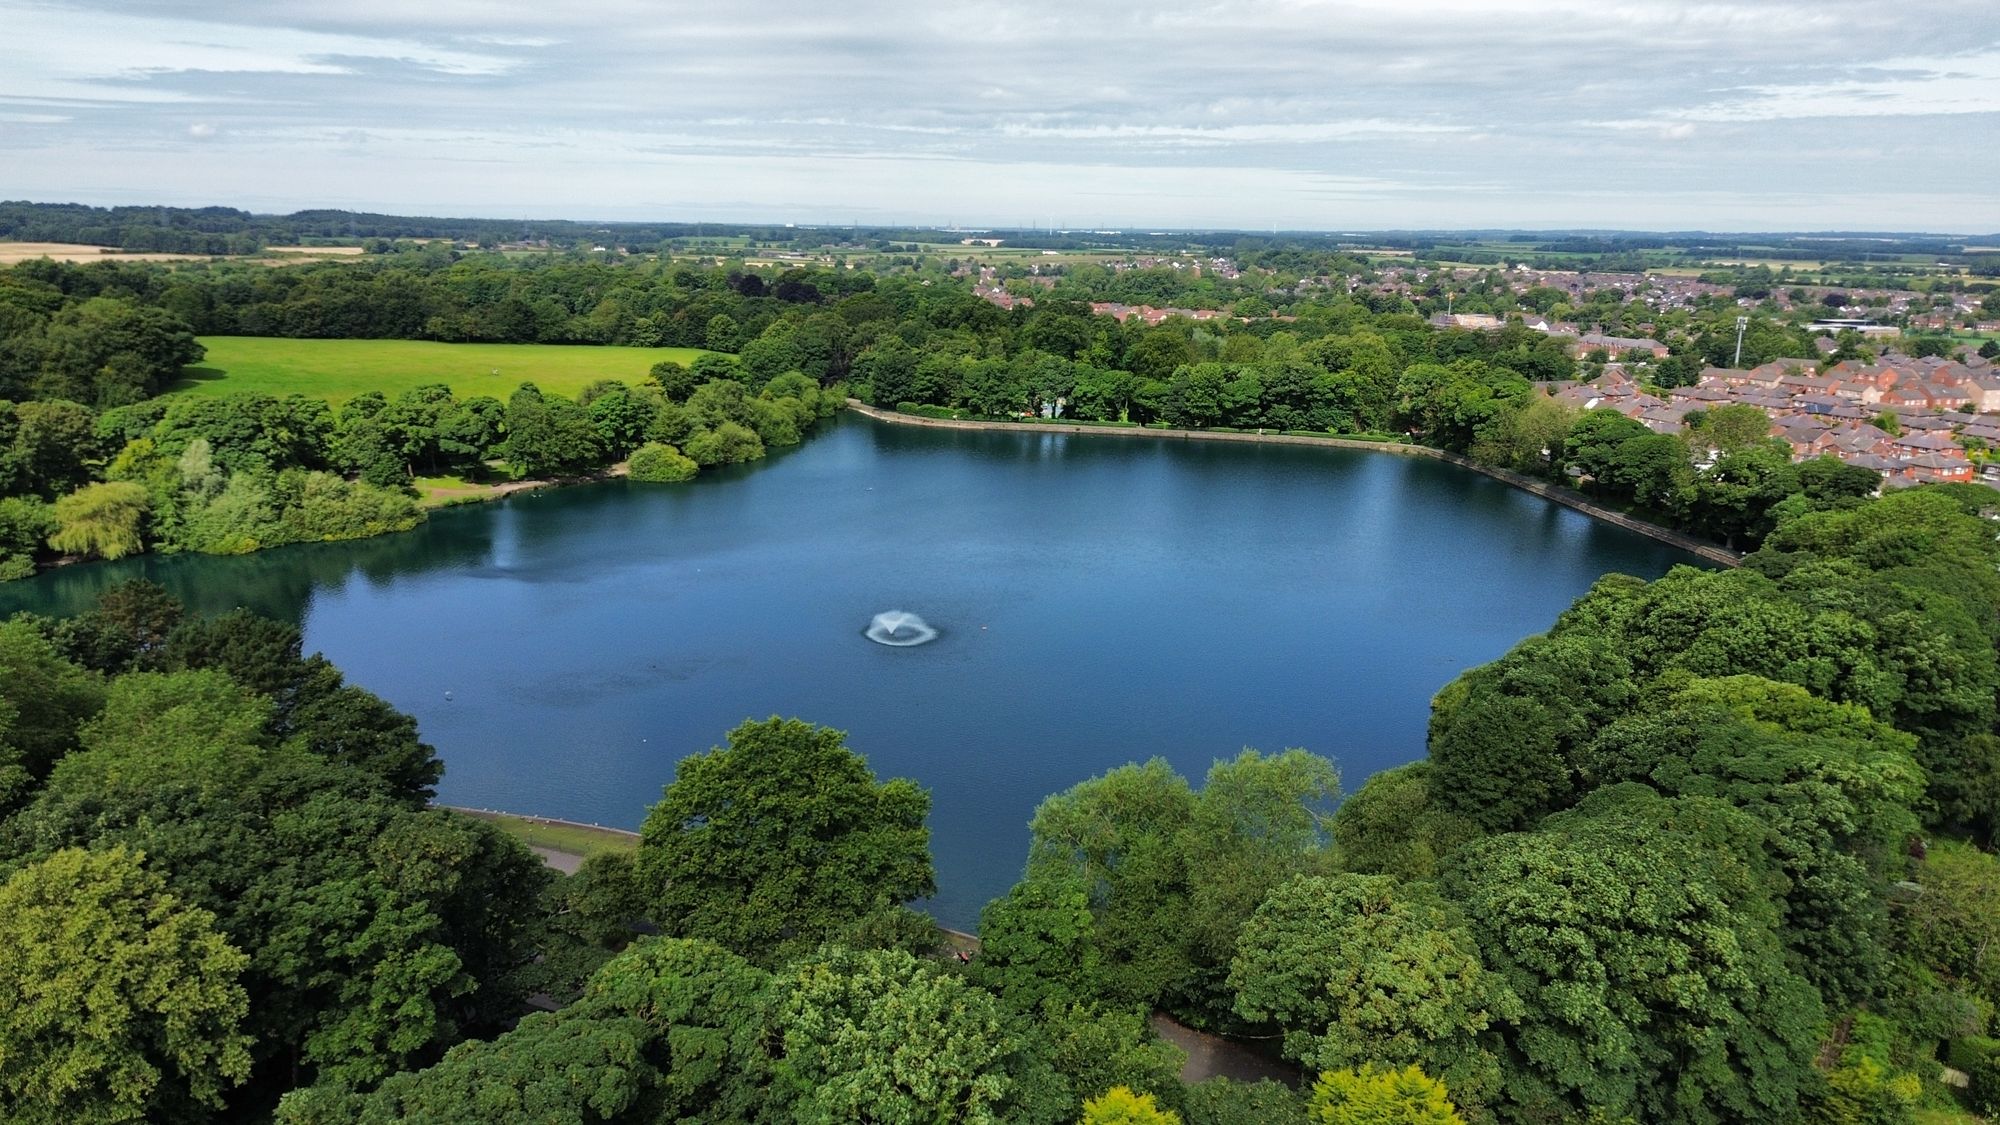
446,808,640,860
169,337,715,406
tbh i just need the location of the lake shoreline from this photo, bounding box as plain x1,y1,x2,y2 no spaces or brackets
845,400,1742,568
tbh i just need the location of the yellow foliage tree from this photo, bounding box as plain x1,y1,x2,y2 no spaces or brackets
1309,1064,1466,1125
1080,1084,1183,1125
48,480,149,561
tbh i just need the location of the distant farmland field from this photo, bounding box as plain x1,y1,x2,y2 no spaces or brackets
170,337,716,405
0,241,217,264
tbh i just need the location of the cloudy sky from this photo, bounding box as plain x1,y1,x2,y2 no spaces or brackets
3,0,1997,231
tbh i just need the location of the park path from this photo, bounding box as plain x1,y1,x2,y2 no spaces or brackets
530,846,583,875
1150,1014,1301,1087
522,837,1298,1085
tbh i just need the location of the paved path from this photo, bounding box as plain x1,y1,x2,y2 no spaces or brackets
531,845,583,875
1151,1013,1302,1087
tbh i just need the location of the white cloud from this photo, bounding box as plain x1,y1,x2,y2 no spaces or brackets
1679,50,2000,121
996,120,1473,144
1,2,522,105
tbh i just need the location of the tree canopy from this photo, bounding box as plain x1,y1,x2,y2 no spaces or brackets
636,717,935,962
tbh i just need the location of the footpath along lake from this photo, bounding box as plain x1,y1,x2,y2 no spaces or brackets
3,414,1706,926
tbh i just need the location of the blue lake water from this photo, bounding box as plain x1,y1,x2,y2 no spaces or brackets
2,415,1703,926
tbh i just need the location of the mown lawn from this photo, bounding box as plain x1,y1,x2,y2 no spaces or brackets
447,808,640,860
168,337,715,406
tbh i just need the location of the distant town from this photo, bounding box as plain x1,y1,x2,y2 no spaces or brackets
967,252,1999,488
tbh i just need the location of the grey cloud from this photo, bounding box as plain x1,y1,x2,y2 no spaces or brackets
1,0,1996,228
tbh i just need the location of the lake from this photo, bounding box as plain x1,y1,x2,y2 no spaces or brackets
1,415,1704,927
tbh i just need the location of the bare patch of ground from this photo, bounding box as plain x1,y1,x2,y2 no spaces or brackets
0,241,217,263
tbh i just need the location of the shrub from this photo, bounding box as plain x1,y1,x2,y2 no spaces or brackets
626,442,698,483
1955,1036,2000,1117
682,421,764,467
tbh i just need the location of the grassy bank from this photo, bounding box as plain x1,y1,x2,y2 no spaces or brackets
170,337,713,406
445,807,640,860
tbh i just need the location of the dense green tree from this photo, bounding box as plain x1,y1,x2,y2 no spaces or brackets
0,493,53,577
777,946,1020,1124
1578,676,1923,1001
53,668,275,794
636,718,934,962
0,398,100,498
435,394,503,468
1443,795,1824,1123
274,1010,652,1125
703,312,742,352
0,846,253,1125
1230,874,1511,1110
1564,409,1652,494
515,852,644,1005
1687,403,1773,452
1028,759,1198,1007
855,337,920,405
1469,393,1572,472
35,297,203,406
150,394,335,474
500,383,605,477
6,751,542,1095
582,936,780,1121
1025,751,1339,1019
682,419,764,466
1895,840,2000,1014
1031,1003,1187,1122
973,877,1101,1012
1183,1078,1309,1125
1428,630,1637,832
738,321,804,386
1180,749,1341,1014
1329,763,1480,881
0,620,104,794
581,382,656,458
50,577,184,673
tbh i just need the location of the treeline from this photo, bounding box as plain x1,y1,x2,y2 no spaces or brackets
0,202,274,255
0,248,1905,565
0,367,837,577
0,201,818,254
0,253,897,363
866,314,1880,551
